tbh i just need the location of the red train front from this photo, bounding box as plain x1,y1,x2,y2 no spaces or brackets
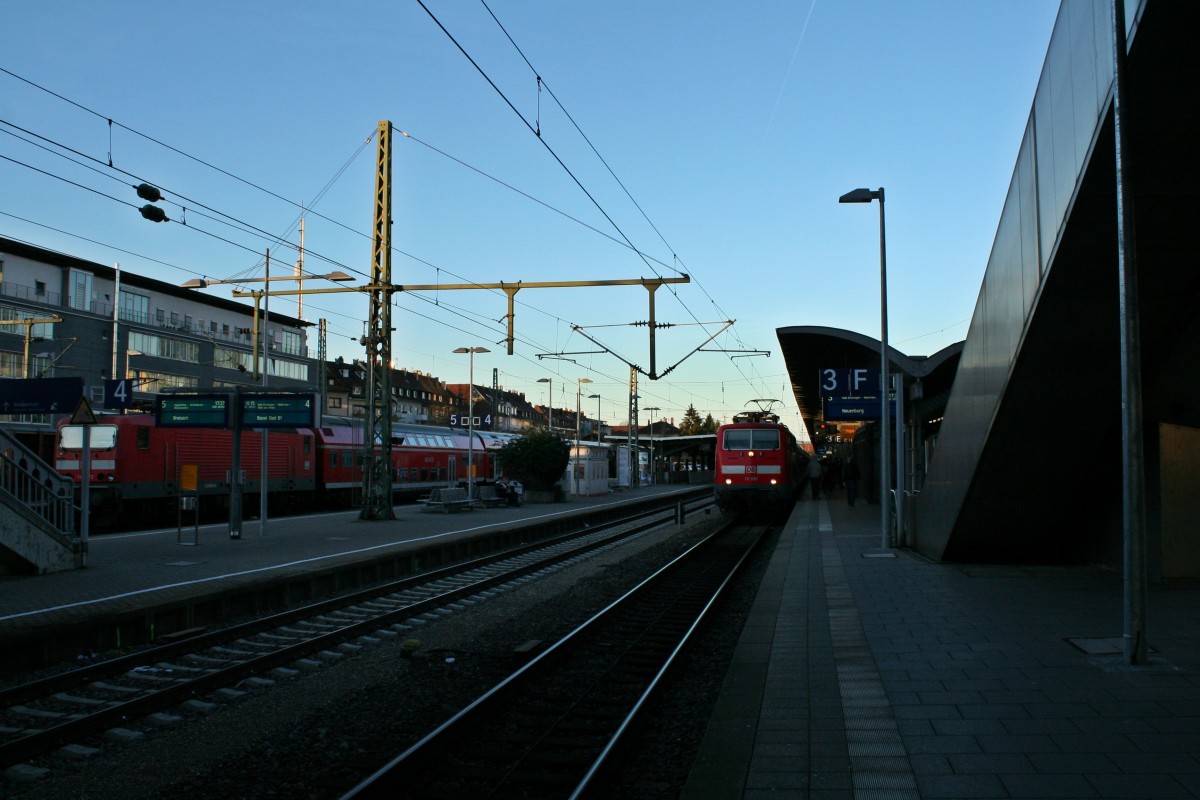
713,411,803,519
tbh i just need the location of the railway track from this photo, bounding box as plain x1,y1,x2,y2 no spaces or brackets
341,518,770,800
0,496,713,779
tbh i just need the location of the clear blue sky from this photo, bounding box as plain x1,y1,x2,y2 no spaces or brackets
1,1,1060,435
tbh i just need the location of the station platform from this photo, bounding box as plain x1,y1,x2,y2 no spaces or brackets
683,494,1200,799
0,485,699,669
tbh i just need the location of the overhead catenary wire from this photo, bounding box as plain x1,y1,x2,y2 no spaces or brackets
1,63,758,416
2,67,699,379
465,1,776,399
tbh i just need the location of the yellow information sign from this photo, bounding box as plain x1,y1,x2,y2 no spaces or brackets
180,464,199,492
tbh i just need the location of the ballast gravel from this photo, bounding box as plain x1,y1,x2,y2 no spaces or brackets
6,510,776,800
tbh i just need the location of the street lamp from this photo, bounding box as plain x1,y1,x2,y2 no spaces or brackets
840,186,890,549
179,271,352,289
644,406,661,485
181,271,353,379
454,346,490,500
537,377,553,430
574,378,593,496
182,266,354,539
588,393,601,443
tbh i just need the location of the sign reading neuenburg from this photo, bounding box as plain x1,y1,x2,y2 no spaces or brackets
820,367,894,421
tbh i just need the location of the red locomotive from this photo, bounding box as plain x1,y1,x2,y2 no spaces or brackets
54,413,518,526
713,409,804,519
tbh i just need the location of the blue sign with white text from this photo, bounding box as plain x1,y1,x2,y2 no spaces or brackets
820,368,893,421
0,377,82,415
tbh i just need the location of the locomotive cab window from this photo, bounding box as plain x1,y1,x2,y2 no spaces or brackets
723,429,780,450
58,425,119,450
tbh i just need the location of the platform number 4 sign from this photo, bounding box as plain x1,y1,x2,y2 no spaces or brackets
104,379,134,410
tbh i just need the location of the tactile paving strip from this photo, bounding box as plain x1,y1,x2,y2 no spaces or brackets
823,534,919,799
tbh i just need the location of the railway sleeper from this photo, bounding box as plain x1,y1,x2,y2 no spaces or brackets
88,681,143,695
50,693,118,709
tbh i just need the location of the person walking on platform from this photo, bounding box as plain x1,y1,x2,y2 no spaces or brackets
805,457,824,500
844,457,861,506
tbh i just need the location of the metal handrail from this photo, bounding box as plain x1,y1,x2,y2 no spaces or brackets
0,427,75,535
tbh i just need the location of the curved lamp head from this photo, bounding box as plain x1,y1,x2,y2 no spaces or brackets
839,187,883,204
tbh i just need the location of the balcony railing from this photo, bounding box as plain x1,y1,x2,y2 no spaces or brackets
0,280,62,307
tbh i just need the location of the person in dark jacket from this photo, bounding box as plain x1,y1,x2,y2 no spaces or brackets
844,458,862,506
805,458,824,500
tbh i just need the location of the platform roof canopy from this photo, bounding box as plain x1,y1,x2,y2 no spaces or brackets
775,325,963,442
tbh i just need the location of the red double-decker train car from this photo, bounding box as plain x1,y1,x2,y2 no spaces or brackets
313,417,516,506
55,414,519,526
713,410,804,519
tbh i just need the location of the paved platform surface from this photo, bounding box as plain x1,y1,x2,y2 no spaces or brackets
684,493,1200,799
0,485,694,638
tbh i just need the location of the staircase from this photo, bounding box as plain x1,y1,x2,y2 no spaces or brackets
0,428,85,575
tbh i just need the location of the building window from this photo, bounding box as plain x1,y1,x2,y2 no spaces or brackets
120,291,150,325
270,358,309,381
0,350,22,378
215,346,251,372
68,269,92,312
280,329,302,356
130,370,197,391
129,331,200,363
35,281,46,296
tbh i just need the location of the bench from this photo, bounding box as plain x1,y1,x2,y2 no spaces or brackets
417,487,473,513
474,484,508,508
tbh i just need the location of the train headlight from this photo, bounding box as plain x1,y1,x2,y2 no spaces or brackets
748,451,755,457
724,478,732,485
770,479,778,485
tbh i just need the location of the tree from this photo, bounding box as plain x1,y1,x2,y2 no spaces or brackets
678,404,703,435
496,428,570,491
701,413,720,434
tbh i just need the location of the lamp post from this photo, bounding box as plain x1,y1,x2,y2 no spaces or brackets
644,406,661,485
629,392,640,490
182,268,353,539
181,271,352,379
575,378,593,496
259,251,271,537
588,393,601,443
840,186,890,549
537,377,553,430
454,347,490,500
